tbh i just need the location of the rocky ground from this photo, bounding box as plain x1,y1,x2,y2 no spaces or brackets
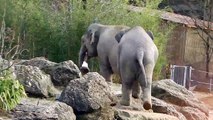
0,57,211,120
194,91,213,120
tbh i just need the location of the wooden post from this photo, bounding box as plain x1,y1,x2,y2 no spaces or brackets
210,78,212,92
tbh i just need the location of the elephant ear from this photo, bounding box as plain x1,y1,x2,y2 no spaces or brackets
89,32,95,44
89,31,100,45
115,29,129,43
146,30,154,40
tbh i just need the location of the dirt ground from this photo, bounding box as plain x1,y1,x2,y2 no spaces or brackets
193,91,213,120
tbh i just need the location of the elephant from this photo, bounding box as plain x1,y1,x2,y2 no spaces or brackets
115,26,159,110
79,23,130,82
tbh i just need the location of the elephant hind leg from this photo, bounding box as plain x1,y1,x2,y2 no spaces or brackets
140,63,154,110
132,81,141,98
137,57,153,110
120,73,134,106
120,81,133,106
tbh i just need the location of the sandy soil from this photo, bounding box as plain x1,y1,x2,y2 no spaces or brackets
193,91,213,120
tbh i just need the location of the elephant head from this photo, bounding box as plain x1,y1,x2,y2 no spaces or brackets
79,23,101,74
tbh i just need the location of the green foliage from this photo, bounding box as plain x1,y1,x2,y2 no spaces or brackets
0,72,26,111
0,0,174,80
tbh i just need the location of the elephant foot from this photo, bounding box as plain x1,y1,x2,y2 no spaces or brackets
143,101,152,110
120,99,130,106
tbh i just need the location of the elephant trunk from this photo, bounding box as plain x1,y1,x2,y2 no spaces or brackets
79,45,90,75
79,45,86,66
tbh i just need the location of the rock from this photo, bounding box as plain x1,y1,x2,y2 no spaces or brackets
110,83,122,95
17,57,57,69
152,97,186,120
152,79,209,116
110,83,180,120
17,57,81,87
0,116,11,120
44,60,81,86
159,0,208,21
77,105,114,120
0,57,16,79
180,107,208,120
14,65,59,97
0,109,12,120
58,72,117,114
11,98,76,120
114,108,179,120
0,56,11,69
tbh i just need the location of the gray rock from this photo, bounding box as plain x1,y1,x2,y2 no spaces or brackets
11,98,76,120
44,60,81,86
114,108,179,120
159,0,209,21
58,72,117,113
152,97,186,120
0,57,16,79
17,57,81,87
0,109,12,120
17,57,57,69
14,65,59,97
77,105,114,120
110,83,182,120
0,57,11,69
180,107,208,120
152,79,209,116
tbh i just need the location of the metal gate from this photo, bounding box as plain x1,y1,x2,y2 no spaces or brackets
170,65,192,89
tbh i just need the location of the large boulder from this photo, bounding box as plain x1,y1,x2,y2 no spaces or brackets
17,57,57,69
152,97,186,120
14,65,59,97
17,57,81,86
0,56,11,69
76,105,115,120
180,107,208,120
111,81,209,120
114,108,179,120
11,98,76,120
152,79,209,116
44,60,81,86
58,72,117,114
0,109,12,120
110,83,179,120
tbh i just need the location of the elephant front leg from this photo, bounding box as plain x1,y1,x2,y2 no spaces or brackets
132,81,141,99
100,64,113,82
120,81,133,106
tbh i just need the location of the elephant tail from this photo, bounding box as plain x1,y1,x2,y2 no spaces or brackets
136,51,146,87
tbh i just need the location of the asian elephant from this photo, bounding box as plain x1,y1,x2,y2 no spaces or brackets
79,23,130,82
115,26,158,110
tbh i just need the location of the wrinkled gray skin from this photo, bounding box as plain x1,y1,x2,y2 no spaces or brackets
115,26,159,110
79,23,130,82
